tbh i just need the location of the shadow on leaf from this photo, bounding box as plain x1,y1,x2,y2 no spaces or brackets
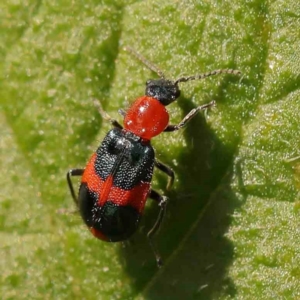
119,76,244,299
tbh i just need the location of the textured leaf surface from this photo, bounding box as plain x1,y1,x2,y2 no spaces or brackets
1,1,299,299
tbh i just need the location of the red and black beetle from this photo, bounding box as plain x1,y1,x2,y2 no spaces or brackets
67,47,240,267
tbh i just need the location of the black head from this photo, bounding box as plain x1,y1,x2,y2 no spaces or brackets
145,79,180,106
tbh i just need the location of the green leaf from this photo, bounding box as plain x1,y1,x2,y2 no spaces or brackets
1,0,299,299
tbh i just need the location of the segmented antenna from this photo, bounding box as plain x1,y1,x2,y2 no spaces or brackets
124,46,165,79
175,69,241,85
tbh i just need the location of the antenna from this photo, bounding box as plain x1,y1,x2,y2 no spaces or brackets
124,46,165,79
175,69,241,85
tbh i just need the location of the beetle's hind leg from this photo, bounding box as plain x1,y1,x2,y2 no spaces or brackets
147,189,168,267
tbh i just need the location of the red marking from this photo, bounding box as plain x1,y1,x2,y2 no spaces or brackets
124,96,169,140
81,152,150,213
99,175,114,205
90,227,108,241
81,153,98,185
98,181,150,213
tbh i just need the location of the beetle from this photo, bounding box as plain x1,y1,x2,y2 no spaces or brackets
67,47,241,267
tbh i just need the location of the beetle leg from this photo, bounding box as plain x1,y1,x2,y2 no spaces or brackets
164,100,215,132
148,189,168,267
94,100,123,129
154,159,174,191
67,169,84,206
118,108,126,118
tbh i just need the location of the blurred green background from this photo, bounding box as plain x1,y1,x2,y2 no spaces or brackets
1,0,299,299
